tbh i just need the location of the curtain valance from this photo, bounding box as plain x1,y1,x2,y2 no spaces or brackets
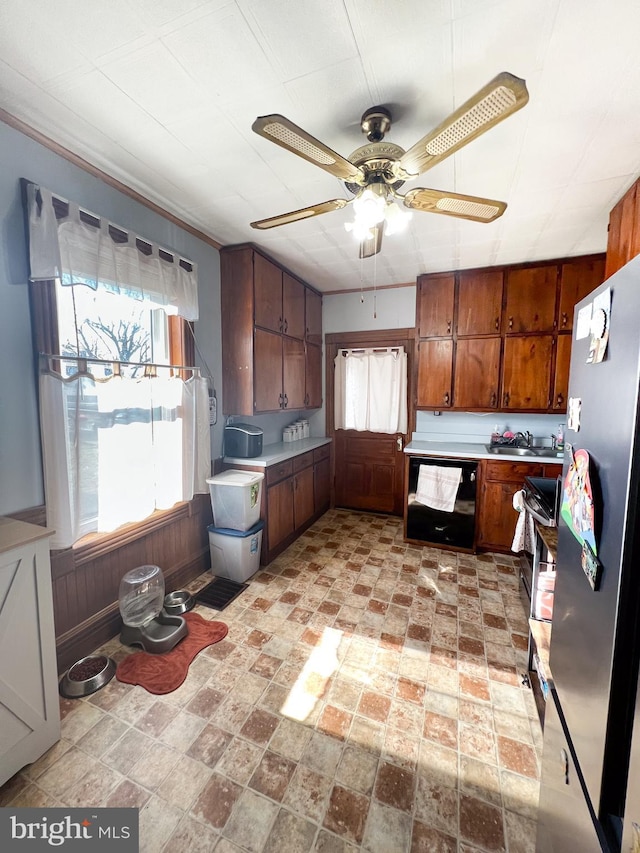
25,182,199,320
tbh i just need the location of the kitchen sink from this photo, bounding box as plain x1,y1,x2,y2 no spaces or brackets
485,445,564,458
485,445,538,456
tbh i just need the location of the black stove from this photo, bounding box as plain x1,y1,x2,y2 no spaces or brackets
523,475,562,527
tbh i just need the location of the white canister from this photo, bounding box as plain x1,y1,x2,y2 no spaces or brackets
301,420,310,438
283,427,293,443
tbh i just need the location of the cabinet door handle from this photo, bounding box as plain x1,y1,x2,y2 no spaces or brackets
278,393,284,408
490,392,497,407
561,312,569,328
304,393,309,406
504,392,510,406
495,316,500,331
444,391,450,405
279,316,283,332
446,320,452,334
508,316,514,330
283,393,288,408
555,393,564,407
283,317,288,334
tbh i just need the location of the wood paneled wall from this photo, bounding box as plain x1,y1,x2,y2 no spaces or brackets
11,496,212,673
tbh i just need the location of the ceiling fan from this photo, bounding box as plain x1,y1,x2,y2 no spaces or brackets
250,72,529,258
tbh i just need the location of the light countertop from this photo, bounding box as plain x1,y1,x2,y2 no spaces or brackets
404,440,564,464
0,517,55,553
224,436,332,468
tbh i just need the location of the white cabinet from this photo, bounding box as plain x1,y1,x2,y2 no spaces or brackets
0,518,60,786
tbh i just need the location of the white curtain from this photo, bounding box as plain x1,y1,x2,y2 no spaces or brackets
334,348,407,433
39,367,210,549
26,183,199,320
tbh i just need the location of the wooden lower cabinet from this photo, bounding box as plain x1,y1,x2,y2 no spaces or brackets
477,460,562,553
233,443,332,565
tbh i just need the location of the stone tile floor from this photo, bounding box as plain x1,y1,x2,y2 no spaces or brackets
0,509,541,852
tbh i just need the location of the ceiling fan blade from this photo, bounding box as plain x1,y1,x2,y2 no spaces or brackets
250,198,349,230
402,188,506,222
359,223,383,259
395,72,529,179
253,114,365,184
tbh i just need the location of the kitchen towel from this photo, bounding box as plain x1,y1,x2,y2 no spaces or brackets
416,465,462,512
511,488,536,553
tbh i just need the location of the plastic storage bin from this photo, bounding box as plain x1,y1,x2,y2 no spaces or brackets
208,520,264,582
206,469,264,531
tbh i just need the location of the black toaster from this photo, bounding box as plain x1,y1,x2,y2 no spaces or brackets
224,423,264,458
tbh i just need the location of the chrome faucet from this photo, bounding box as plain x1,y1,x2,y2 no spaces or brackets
514,431,533,447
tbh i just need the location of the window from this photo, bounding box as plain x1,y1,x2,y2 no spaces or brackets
26,182,210,549
56,280,169,373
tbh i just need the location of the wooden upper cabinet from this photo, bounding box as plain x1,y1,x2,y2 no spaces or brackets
254,328,284,412
502,335,554,410
221,245,323,416
282,273,306,339
417,339,453,408
457,270,503,336
305,343,322,409
254,253,283,332
505,266,558,333
305,288,323,345
558,256,605,330
605,178,640,279
552,333,572,412
454,337,501,409
282,337,306,410
417,273,455,337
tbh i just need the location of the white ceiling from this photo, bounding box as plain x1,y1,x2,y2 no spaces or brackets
2,0,640,293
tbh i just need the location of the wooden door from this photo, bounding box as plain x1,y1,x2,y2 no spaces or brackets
557,256,605,331
305,342,322,409
254,253,283,332
417,339,453,408
293,466,315,529
551,334,572,412
254,328,283,412
505,266,558,333
454,337,501,409
282,273,306,339
266,479,294,551
417,273,455,337
282,336,306,410
326,329,413,517
334,431,403,514
502,335,554,410
457,269,504,335
305,288,323,345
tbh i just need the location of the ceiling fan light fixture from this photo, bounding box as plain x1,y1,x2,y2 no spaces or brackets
352,187,387,229
384,201,412,236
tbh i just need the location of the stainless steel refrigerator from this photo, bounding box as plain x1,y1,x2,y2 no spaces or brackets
536,253,640,853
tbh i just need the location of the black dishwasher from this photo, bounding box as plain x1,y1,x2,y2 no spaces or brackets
406,456,478,551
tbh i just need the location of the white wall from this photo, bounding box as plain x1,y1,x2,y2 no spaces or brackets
0,118,222,515
322,285,416,333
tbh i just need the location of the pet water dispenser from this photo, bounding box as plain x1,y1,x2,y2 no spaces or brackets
119,565,188,654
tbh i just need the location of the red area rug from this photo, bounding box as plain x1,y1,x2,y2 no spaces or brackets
115,611,228,694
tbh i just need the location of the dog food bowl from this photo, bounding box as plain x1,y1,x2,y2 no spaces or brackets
163,590,195,615
59,654,116,699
